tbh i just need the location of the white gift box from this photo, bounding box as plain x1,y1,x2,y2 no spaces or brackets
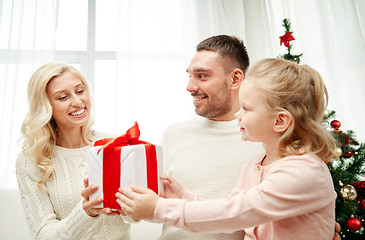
88,143,164,210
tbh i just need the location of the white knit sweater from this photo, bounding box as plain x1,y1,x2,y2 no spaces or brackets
158,117,264,240
16,132,130,240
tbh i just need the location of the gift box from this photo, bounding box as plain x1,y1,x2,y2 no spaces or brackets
88,122,164,210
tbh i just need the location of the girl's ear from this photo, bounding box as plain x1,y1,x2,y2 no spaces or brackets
274,111,291,133
231,68,244,89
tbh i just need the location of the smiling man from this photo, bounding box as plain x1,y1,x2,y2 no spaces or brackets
158,35,264,240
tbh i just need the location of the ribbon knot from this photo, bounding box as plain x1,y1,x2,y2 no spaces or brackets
95,121,142,154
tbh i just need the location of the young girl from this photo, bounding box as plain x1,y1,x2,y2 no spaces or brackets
16,63,131,239
116,58,338,239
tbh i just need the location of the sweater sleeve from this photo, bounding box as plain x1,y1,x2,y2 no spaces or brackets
16,152,99,240
153,155,336,234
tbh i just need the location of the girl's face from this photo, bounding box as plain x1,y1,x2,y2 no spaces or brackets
46,70,91,133
235,78,277,144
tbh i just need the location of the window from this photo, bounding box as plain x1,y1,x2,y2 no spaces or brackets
0,0,196,187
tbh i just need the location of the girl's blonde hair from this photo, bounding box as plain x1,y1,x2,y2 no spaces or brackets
21,62,95,190
246,58,337,161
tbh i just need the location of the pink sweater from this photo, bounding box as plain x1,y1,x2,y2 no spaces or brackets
154,153,336,240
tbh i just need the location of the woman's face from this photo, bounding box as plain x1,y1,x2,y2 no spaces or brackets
46,70,91,133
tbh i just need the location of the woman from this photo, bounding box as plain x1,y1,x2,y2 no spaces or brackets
16,63,130,239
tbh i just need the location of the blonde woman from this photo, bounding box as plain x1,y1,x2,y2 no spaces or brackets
16,63,130,239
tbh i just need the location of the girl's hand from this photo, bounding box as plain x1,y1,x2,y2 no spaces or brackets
116,186,159,221
160,175,185,199
81,178,119,217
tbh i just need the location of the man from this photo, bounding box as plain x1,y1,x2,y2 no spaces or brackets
159,35,263,239
158,35,341,240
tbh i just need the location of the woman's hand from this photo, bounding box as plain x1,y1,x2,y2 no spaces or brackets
81,178,119,217
116,186,159,221
160,175,185,199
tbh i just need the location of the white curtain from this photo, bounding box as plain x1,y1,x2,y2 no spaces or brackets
1,0,364,188
0,0,58,187
243,0,365,141
98,0,247,144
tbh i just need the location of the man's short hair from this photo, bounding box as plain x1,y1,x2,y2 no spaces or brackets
197,35,250,73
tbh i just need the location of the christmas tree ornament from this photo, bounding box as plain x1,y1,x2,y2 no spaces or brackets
347,217,362,231
345,136,350,145
340,184,358,200
354,181,365,193
330,120,341,130
344,151,354,158
279,32,295,48
335,147,343,159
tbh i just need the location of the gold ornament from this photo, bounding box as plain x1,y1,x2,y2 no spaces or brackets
340,184,357,200
335,147,342,159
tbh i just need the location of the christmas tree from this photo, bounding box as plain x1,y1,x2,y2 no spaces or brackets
278,18,365,239
323,110,365,239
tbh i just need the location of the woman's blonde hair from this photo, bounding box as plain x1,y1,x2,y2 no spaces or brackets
21,62,95,190
246,58,337,161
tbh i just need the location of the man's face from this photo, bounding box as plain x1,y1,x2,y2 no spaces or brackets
186,51,233,121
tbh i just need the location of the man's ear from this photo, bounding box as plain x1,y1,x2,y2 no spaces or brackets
231,68,244,89
274,111,292,133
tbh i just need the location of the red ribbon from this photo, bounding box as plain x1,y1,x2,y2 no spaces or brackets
94,122,159,210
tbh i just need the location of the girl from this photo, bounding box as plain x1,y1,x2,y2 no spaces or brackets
116,58,338,239
16,63,130,239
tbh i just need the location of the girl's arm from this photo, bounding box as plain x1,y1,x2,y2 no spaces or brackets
118,155,336,234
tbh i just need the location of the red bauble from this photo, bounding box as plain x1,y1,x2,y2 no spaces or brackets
345,136,350,145
330,120,341,130
347,217,362,231
344,151,353,158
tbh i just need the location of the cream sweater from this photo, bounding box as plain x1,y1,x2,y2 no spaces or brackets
16,132,130,240
158,117,264,240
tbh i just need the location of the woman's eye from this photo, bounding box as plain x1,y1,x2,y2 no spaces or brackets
57,95,67,100
76,89,84,94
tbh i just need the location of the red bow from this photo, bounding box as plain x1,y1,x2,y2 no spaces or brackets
95,121,142,153
279,32,295,48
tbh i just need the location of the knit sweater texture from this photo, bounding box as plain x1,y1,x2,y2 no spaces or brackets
158,117,264,240
16,131,130,240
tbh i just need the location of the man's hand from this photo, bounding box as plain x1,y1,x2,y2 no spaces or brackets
116,186,159,221
81,178,119,217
